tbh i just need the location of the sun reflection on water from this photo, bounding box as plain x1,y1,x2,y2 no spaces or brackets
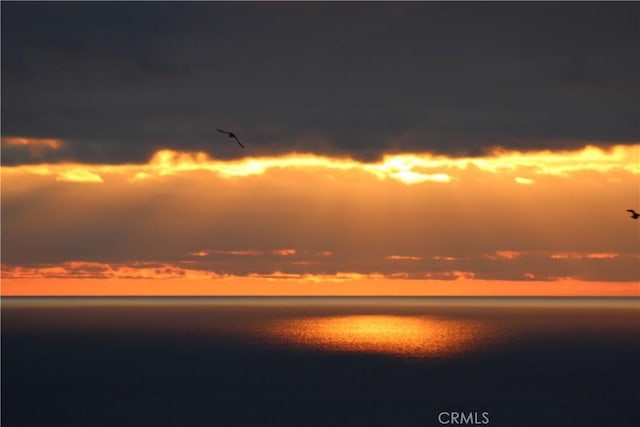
264,315,493,358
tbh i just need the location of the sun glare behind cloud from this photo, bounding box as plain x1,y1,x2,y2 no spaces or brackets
2,144,639,296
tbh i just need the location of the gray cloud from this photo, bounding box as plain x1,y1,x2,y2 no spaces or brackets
2,2,638,165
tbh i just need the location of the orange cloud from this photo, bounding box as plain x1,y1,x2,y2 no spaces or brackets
1,262,222,280
423,271,476,281
585,252,620,259
4,144,638,185
189,251,210,257
142,144,639,182
385,255,422,261
549,252,623,260
272,249,297,256
210,250,261,256
486,250,523,260
56,169,104,183
432,256,458,261
2,136,63,158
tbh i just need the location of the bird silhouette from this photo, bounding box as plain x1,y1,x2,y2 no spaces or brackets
626,209,639,219
217,128,245,149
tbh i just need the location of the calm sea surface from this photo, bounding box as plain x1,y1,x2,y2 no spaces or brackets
2,297,639,426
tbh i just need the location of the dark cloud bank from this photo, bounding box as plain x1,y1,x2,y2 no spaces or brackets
2,2,638,164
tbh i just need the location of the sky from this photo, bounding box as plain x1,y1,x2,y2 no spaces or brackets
2,2,639,296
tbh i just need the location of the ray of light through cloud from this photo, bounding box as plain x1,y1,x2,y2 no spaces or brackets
2,144,639,295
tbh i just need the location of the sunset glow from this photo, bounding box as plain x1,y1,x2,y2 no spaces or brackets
3,144,639,296
4,143,639,184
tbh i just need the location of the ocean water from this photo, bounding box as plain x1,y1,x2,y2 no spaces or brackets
2,297,639,427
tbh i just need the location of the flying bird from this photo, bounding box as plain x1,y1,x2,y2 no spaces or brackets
217,128,245,149
626,209,639,219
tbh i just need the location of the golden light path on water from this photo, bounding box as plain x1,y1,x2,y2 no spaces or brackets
263,315,496,358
